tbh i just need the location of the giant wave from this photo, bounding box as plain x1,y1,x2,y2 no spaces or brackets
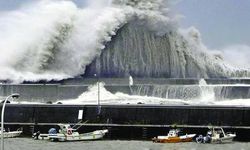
0,0,249,83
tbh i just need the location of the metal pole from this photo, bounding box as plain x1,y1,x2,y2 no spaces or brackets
1,95,11,150
94,74,100,106
94,74,101,116
98,77,100,106
1,93,19,150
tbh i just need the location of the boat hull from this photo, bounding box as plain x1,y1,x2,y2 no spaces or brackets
36,129,108,142
0,131,22,138
52,133,105,142
153,137,193,143
152,134,196,143
211,135,236,144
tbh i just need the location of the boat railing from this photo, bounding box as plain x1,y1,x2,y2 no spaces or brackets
72,120,89,131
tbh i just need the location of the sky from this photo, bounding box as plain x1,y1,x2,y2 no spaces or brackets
0,0,249,49
175,0,250,49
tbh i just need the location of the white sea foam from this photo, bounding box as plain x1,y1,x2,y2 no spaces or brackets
179,27,250,76
54,83,250,106
0,0,249,83
0,1,249,106
56,82,189,105
0,0,176,83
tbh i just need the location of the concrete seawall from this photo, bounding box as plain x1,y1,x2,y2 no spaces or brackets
1,104,250,141
0,82,250,102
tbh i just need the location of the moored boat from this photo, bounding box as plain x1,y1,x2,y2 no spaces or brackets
196,127,236,144
0,128,22,138
152,129,196,143
33,124,108,142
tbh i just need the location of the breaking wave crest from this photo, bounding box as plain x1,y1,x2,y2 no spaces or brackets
0,0,249,83
0,0,176,83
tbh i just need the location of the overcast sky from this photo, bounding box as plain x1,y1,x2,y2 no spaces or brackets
0,0,249,49
176,0,250,49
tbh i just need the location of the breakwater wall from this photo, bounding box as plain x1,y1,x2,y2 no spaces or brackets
0,78,250,102
2,104,250,141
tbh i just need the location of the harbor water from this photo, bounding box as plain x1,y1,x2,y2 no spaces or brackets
3,138,250,150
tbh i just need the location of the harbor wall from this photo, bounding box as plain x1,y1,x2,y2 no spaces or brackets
1,104,250,141
0,79,250,102
2,104,250,126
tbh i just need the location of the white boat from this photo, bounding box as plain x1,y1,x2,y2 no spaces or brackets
33,124,108,142
196,127,236,144
0,128,22,138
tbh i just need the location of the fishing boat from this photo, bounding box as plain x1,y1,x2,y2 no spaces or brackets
33,124,108,142
196,127,236,144
0,128,22,138
152,129,196,143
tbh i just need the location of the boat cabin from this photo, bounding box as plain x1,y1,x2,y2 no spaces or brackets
57,124,75,135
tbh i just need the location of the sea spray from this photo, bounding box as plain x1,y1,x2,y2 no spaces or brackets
0,0,249,83
0,0,177,82
197,78,215,104
58,82,188,105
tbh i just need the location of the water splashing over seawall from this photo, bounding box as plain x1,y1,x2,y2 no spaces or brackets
0,0,249,83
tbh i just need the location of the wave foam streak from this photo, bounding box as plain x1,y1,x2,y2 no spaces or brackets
0,0,175,83
0,0,249,83
56,83,250,106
